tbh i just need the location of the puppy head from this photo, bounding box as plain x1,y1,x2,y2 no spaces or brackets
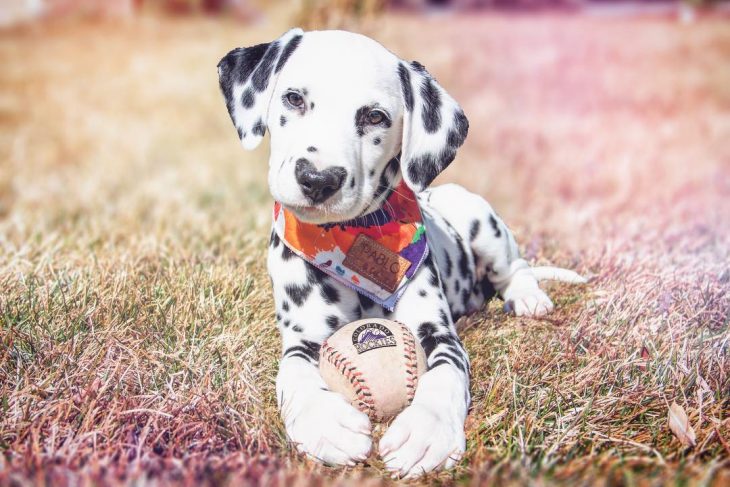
218,29,468,224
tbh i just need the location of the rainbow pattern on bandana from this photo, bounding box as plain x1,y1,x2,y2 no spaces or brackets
272,181,429,310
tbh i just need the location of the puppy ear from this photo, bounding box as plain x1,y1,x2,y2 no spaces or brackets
398,61,469,192
217,28,304,150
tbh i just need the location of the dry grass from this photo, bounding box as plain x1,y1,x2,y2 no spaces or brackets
1,9,729,486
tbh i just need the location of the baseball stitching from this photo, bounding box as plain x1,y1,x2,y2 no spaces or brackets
396,321,420,405
320,341,376,416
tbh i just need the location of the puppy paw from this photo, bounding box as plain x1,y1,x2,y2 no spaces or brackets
283,389,372,466
503,281,554,317
379,403,465,478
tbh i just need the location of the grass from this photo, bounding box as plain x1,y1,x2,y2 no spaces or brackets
1,9,729,486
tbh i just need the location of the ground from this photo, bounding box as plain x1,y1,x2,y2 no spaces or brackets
1,10,729,487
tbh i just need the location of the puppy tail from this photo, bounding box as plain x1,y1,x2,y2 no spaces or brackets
531,266,587,284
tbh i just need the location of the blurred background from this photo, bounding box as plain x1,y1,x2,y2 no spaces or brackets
2,0,729,242
1,0,729,485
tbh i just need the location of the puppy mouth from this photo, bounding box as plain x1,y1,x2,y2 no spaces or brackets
280,198,362,224
281,202,331,221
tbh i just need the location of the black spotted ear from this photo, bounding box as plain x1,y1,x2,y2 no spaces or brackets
217,28,304,150
398,61,469,192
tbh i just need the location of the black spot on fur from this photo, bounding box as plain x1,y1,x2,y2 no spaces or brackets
398,63,414,112
424,251,438,275
275,313,281,321
425,255,441,288
420,77,442,133
236,127,243,138
418,322,438,341
418,289,427,297
284,351,310,362
241,88,255,108
429,359,449,369
252,41,280,92
305,265,322,284
319,282,340,305
252,118,266,137
307,146,317,152
443,250,453,278
439,309,450,327
310,102,315,110
431,352,466,372
489,214,502,237
270,229,280,248
370,157,399,205
369,169,375,177
285,284,312,306
301,340,320,355
326,315,340,330
455,280,461,293
280,115,287,127
373,137,381,146
461,289,470,309
282,301,290,312
411,61,426,72
292,325,303,332
358,293,376,311
283,339,320,362
447,110,469,148
283,319,290,327
282,245,295,260
469,220,480,242
350,178,355,189
355,106,368,137
419,328,453,358
407,152,455,190
458,244,470,278
275,34,302,73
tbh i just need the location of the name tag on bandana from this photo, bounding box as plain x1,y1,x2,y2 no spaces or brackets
272,182,429,310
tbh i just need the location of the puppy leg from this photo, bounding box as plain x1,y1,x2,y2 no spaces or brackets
425,184,554,317
276,356,372,466
470,211,555,317
379,254,469,478
268,233,372,465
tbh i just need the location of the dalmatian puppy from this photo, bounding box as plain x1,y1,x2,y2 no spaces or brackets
217,28,584,478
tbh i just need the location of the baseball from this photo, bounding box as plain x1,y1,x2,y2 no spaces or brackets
319,318,427,421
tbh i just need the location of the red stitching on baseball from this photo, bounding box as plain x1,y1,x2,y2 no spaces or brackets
320,340,376,416
395,321,419,404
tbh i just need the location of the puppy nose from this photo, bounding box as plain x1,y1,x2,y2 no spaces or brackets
295,158,347,204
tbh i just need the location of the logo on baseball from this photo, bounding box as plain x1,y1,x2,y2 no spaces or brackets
351,322,396,354
319,318,427,420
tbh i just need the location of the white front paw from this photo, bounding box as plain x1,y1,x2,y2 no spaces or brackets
378,403,465,478
503,278,554,317
283,389,372,466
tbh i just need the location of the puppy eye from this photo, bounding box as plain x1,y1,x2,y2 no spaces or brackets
367,110,385,125
286,92,304,107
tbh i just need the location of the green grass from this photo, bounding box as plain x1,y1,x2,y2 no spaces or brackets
1,9,729,486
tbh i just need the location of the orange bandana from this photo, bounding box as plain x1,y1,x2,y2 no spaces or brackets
273,182,429,310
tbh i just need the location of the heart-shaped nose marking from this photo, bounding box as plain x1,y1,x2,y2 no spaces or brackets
295,158,347,204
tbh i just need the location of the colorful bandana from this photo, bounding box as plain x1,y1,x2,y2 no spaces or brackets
272,182,429,310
